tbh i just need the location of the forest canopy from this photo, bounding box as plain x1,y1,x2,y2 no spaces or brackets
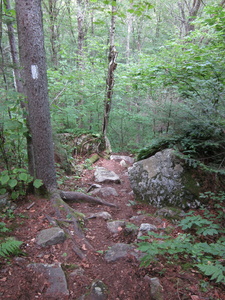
0,0,225,175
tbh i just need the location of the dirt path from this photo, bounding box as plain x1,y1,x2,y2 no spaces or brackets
0,156,224,300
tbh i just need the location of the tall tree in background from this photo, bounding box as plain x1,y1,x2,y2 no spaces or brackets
43,0,61,68
15,0,57,193
178,0,203,36
102,0,118,148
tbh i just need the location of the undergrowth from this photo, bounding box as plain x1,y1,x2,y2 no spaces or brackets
0,219,23,259
138,191,225,285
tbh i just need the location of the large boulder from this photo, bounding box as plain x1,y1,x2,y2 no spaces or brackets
128,149,200,209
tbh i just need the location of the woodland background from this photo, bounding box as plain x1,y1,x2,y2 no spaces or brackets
0,0,225,185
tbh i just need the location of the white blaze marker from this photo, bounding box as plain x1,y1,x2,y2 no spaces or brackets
31,65,39,79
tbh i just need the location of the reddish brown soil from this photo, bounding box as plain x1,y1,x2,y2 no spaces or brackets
0,155,224,300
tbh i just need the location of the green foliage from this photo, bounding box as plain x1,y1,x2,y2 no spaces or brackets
0,220,23,259
0,168,43,200
197,263,225,284
179,214,220,236
138,191,225,284
0,222,10,233
0,237,23,258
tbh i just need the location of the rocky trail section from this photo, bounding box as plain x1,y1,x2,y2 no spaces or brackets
1,155,224,300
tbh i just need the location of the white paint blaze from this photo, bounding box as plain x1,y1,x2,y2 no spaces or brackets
31,64,38,79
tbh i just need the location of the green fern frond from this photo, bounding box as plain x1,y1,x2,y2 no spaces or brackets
0,237,23,258
197,262,225,284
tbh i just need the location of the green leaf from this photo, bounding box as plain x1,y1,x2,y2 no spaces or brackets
0,175,10,185
8,179,17,188
33,179,43,188
0,188,7,195
18,173,28,182
11,191,19,200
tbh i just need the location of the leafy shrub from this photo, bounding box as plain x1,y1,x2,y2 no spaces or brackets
0,168,43,200
138,191,225,284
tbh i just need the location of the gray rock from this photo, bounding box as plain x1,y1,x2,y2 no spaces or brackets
140,223,157,232
145,276,164,300
27,263,69,299
104,243,136,262
138,223,158,238
156,207,185,218
107,220,126,233
70,267,85,277
120,160,128,168
91,187,118,197
0,193,10,209
128,148,201,209
94,167,120,184
36,227,66,247
87,211,112,220
89,280,108,300
78,280,108,300
110,155,134,164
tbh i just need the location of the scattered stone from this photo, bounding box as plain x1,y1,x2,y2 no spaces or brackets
145,276,164,300
70,267,85,277
130,215,146,222
128,148,201,209
0,193,10,209
156,207,185,220
120,160,128,167
27,263,69,299
104,243,141,262
89,280,108,300
86,211,112,220
137,223,158,238
107,220,126,233
36,227,66,247
110,155,135,164
94,167,120,184
140,223,157,232
91,187,118,197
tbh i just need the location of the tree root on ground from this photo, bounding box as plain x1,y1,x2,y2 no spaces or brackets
60,190,118,207
48,190,117,259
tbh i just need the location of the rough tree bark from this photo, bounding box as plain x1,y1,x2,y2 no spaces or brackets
5,0,35,178
16,0,57,192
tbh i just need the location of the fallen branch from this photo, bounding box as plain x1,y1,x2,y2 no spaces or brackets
60,191,118,208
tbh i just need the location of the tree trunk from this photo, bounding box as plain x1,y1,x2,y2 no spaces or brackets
45,0,61,68
15,0,57,193
178,0,203,36
77,0,85,69
5,0,35,178
102,0,118,145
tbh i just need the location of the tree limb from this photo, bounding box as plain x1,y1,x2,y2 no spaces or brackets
60,190,118,208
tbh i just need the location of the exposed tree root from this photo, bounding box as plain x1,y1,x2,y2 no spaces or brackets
48,189,117,259
60,190,118,208
48,191,95,259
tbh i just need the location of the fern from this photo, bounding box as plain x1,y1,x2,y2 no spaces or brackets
197,263,225,284
0,222,10,233
0,237,23,258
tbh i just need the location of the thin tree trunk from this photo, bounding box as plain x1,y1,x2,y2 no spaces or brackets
102,0,118,145
43,0,61,68
77,0,85,69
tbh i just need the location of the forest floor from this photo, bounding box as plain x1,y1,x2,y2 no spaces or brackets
0,154,225,300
